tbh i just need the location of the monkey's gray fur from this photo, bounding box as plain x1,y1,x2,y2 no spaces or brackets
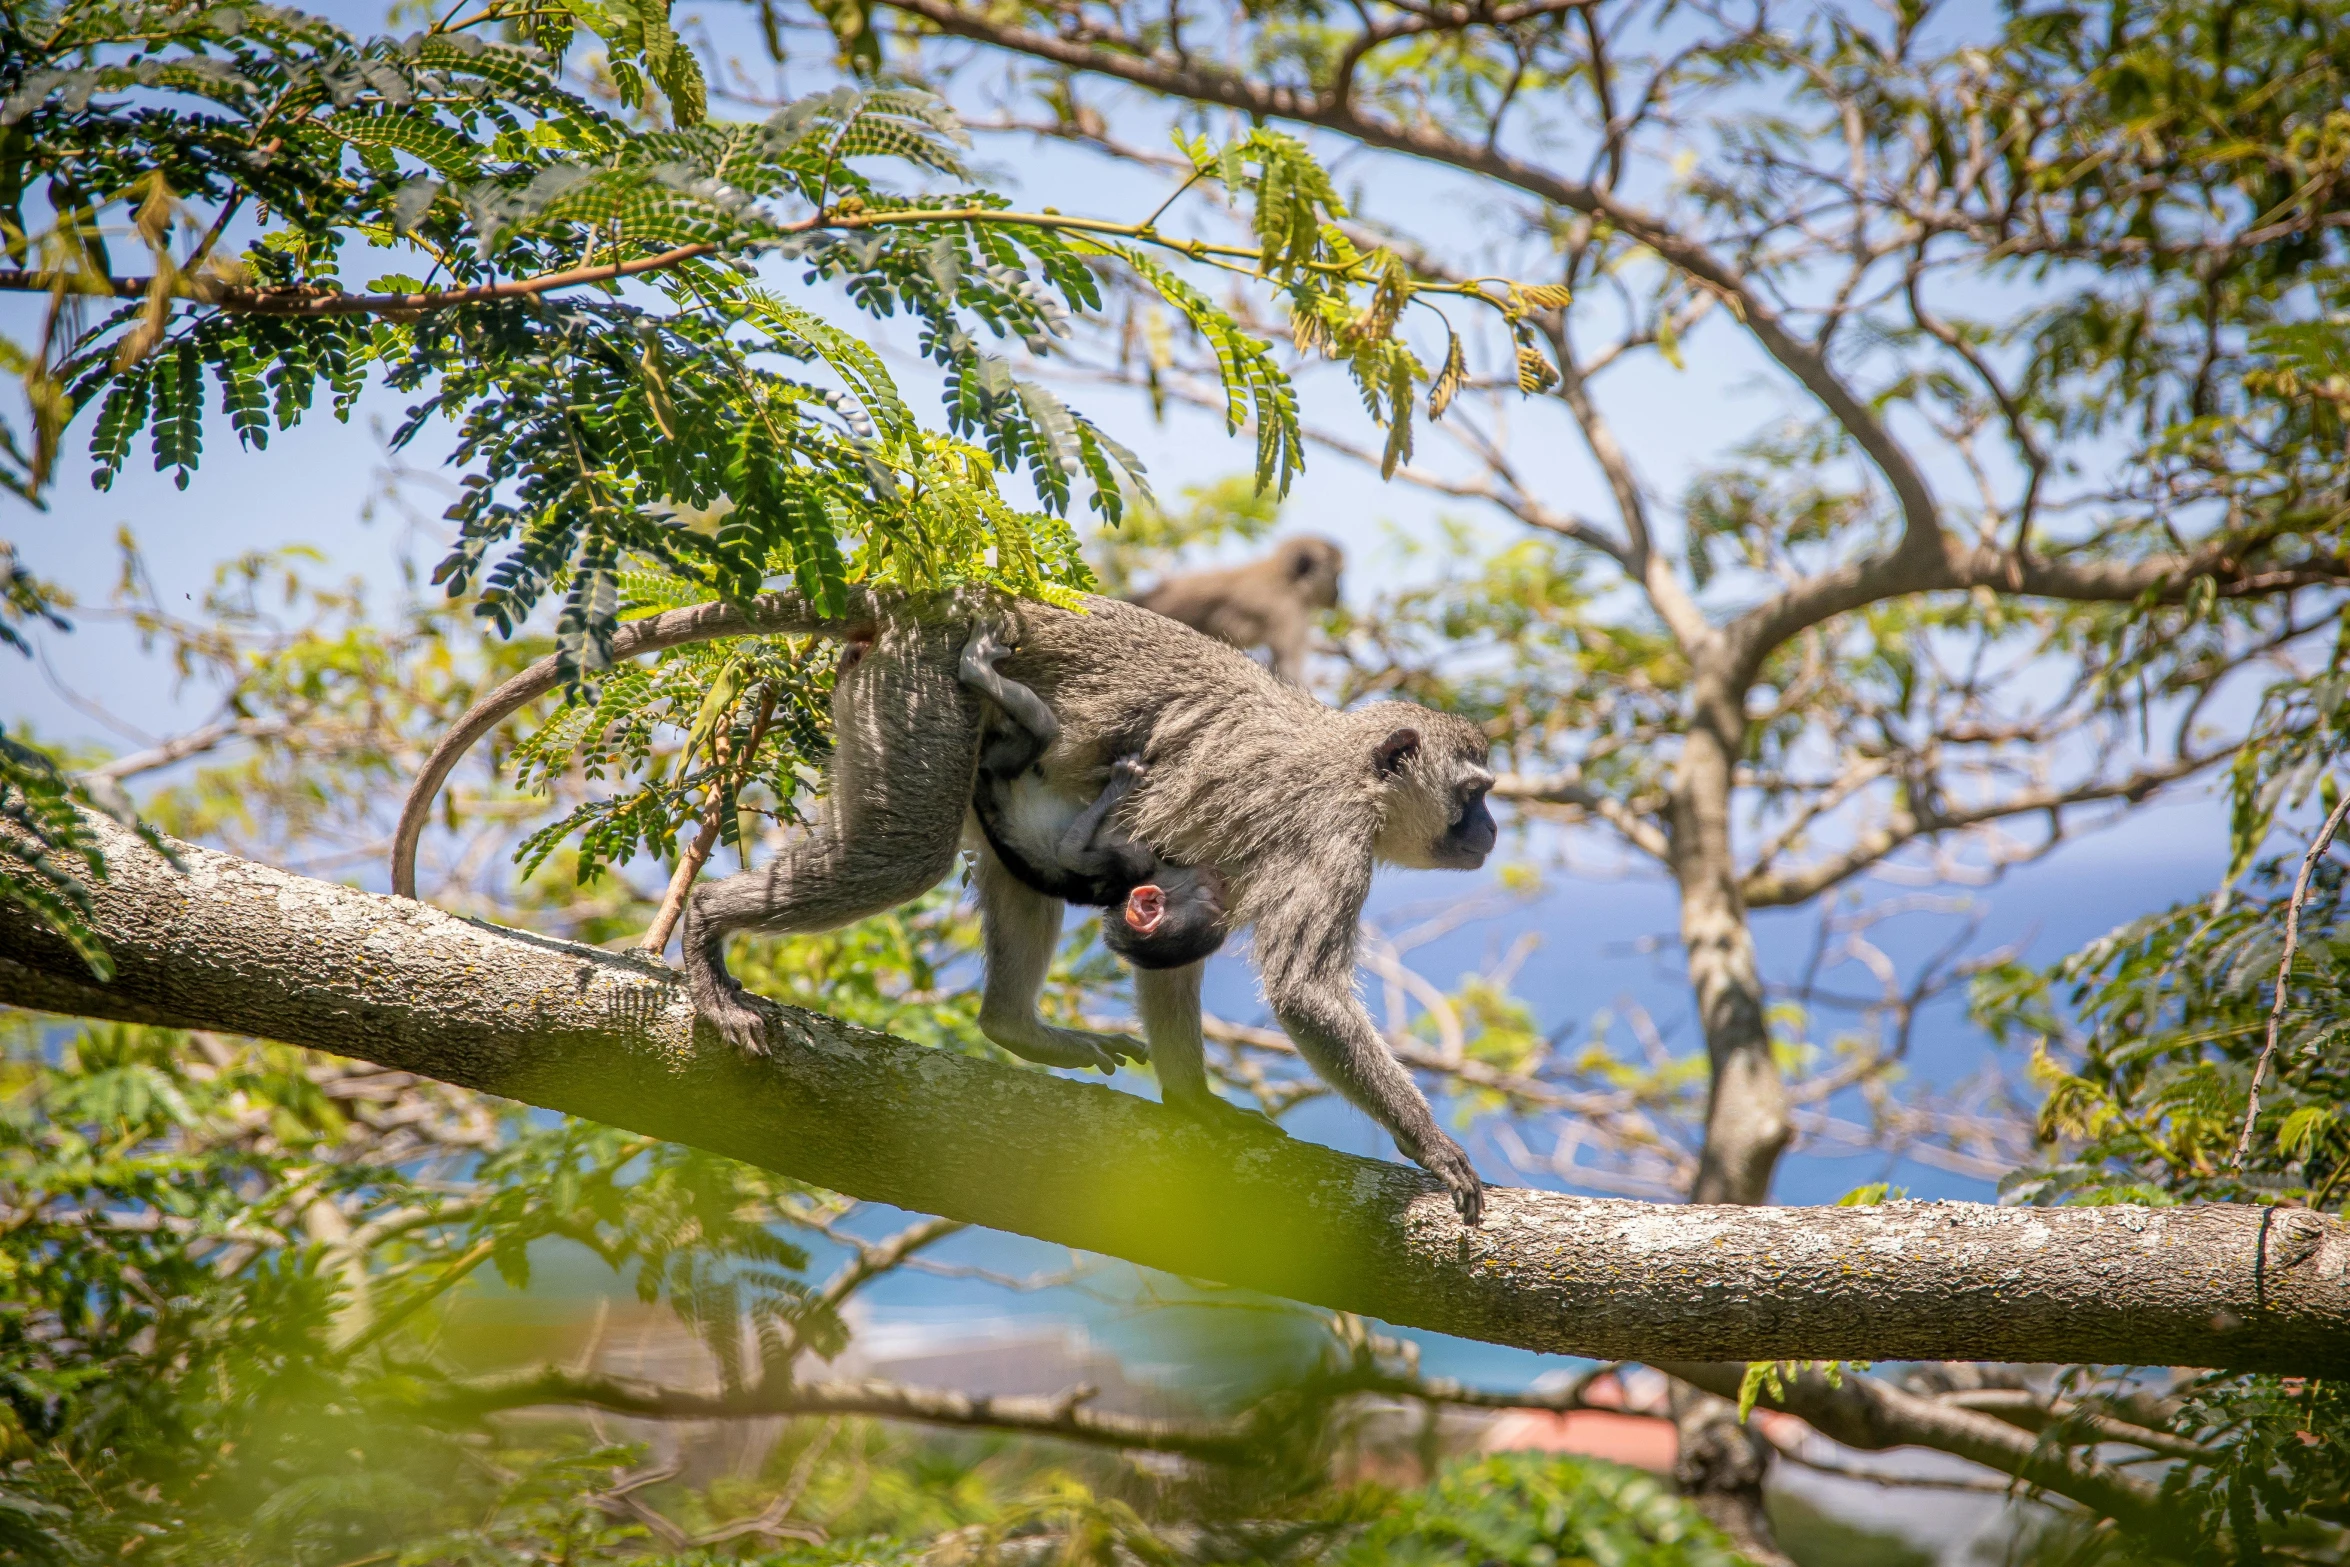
391,584,1494,1222
1131,536,1344,684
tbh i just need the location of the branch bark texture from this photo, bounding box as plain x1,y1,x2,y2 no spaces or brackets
4,818,2348,1375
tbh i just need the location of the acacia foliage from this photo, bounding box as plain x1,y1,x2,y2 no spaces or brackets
0,545,179,974
11,3,1138,653
2,0,1549,921
1,0,1475,656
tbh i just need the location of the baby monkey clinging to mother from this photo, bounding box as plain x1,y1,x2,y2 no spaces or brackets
959,626,1228,984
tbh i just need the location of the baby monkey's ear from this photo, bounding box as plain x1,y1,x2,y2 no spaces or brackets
1373,727,1422,778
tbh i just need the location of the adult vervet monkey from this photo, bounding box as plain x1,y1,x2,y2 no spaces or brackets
1131,536,1344,684
392,586,1496,1222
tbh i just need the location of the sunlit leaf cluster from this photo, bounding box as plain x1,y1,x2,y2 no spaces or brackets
1978,845,2350,1210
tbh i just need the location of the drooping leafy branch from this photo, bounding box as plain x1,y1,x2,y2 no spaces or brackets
5,4,1546,633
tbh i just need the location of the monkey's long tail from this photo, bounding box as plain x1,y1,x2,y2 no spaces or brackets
390,588,883,900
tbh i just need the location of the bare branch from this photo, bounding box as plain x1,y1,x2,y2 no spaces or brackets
808,1216,968,1332
0,243,720,318
2236,782,2350,1167
872,0,1949,580
1938,1389,2212,1464
1740,753,2218,909
1490,771,1672,863
82,716,295,782
446,1369,1258,1460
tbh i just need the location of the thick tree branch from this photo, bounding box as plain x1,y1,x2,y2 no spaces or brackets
5,815,2349,1375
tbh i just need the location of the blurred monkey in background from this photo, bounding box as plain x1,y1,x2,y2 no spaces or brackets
1130,536,1343,684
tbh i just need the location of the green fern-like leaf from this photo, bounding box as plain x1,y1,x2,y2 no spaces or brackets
1090,242,1302,496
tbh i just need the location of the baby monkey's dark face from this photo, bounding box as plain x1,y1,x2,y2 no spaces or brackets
1101,863,1229,971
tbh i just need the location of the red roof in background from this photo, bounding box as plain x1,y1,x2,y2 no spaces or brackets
1480,1409,1679,1472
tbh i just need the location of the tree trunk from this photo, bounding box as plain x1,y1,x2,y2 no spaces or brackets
1664,675,1794,1539
1672,678,1790,1208
1669,1379,1790,1565
3,817,2347,1375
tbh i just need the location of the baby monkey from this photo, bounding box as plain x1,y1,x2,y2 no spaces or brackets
960,629,1228,970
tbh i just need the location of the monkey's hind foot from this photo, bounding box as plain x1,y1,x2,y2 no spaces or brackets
694,983,778,1056
982,1019,1146,1076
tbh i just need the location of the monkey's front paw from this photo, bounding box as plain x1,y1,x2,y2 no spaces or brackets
1111,756,1148,785
1421,1140,1485,1226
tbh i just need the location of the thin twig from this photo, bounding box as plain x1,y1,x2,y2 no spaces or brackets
0,201,1519,319
641,687,777,955
2234,781,2350,1169
641,813,724,956
1137,167,1205,232
0,242,721,316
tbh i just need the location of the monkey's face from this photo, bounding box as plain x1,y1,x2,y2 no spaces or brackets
1421,767,1497,869
1369,713,1497,871
1286,538,1345,609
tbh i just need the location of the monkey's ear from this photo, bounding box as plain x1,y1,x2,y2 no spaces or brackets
1374,728,1422,777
